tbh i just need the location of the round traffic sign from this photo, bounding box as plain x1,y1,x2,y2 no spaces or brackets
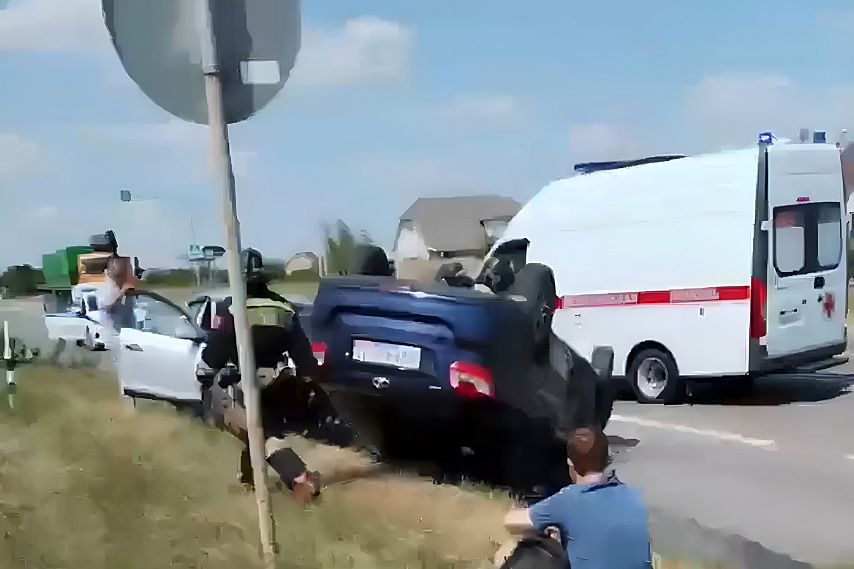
102,0,301,125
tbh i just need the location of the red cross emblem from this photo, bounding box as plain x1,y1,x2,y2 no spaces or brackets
823,292,836,319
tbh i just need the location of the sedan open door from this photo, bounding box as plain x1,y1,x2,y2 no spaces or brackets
117,291,206,404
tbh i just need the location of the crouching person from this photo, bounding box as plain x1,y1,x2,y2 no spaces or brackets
201,250,328,504
217,400,321,505
500,426,652,569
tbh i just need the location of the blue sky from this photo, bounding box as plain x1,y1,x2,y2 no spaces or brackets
1,0,853,269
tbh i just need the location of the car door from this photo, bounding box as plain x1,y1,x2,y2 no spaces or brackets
765,144,847,357
117,292,205,403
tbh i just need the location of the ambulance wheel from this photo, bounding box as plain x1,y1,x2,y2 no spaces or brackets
628,348,683,404
507,263,556,356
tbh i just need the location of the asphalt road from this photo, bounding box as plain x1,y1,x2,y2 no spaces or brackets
606,357,854,566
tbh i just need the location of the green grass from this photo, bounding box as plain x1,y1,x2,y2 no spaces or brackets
0,366,507,569
1,366,822,569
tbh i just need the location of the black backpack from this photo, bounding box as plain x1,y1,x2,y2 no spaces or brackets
499,535,569,569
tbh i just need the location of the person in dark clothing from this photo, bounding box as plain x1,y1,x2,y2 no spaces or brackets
201,253,336,503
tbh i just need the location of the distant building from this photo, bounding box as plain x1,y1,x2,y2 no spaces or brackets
393,195,521,281
842,144,854,236
284,251,320,276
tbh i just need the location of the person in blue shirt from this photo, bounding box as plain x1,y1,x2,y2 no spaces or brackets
501,426,652,569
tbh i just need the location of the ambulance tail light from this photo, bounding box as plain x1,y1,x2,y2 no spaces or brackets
450,361,495,399
750,278,767,339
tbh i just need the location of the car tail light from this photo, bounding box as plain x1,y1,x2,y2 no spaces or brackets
554,296,564,312
450,361,495,399
750,278,767,339
312,342,327,366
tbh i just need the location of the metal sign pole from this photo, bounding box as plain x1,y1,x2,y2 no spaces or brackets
199,1,277,566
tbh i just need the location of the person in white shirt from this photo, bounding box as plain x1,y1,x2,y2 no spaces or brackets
98,257,138,367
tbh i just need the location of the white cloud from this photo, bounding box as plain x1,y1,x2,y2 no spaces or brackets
0,2,413,91
0,0,111,53
436,94,517,121
683,73,854,151
290,17,414,87
0,133,45,180
567,123,655,163
84,118,205,147
79,119,254,180
568,73,854,164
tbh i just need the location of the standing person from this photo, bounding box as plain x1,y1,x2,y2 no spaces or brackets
500,426,652,569
98,256,138,366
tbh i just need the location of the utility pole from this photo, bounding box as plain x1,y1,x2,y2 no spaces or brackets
199,1,277,566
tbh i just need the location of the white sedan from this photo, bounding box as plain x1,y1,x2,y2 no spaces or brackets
44,290,107,351
116,290,312,413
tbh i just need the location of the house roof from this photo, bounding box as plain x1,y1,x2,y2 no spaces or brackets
399,195,521,252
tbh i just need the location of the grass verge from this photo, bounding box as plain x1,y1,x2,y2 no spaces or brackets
0,366,507,569
2,363,831,569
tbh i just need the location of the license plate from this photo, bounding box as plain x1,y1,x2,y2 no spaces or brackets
352,339,422,370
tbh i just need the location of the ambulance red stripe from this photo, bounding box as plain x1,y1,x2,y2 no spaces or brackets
559,285,751,308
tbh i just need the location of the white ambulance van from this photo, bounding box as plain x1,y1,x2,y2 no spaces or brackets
488,133,848,403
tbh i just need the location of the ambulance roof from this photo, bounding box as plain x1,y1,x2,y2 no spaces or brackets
509,147,760,236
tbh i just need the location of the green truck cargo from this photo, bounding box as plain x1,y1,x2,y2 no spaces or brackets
38,246,95,310
37,231,139,313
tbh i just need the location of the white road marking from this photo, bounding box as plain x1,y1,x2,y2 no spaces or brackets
845,455,854,461
610,414,778,450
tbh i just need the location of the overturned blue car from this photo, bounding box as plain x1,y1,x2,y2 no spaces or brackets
310,245,615,491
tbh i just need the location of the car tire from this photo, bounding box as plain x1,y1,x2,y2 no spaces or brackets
507,263,556,355
350,244,393,277
590,346,615,429
628,348,683,404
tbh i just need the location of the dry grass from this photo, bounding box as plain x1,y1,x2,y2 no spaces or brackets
0,366,507,569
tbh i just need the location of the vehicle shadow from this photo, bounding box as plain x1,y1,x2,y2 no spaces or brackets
614,372,853,406
686,372,853,406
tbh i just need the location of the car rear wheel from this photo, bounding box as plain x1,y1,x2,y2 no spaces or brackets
507,263,556,355
629,348,683,404
591,346,615,428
